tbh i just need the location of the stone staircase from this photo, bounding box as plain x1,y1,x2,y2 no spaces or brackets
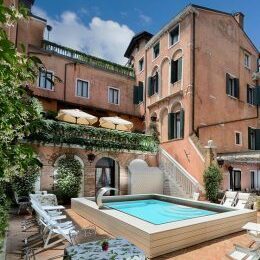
189,133,206,158
159,147,202,198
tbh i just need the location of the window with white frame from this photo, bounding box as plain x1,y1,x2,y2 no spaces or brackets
235,132,242,145
244,53,250,68
108,87,119,105
153,42,160,59
169,24,180,46
247,85,255,105
38,69,54,90
76,79,89,98
138,58,144,72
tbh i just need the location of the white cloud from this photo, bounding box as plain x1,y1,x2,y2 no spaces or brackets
134,8,152,25
31,6,134,64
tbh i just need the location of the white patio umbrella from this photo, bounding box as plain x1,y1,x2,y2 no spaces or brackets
99,116,133,131
56,109,98,125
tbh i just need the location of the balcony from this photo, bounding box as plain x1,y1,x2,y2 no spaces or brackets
28,120,158,153
253,71,260,81
42,40,135,78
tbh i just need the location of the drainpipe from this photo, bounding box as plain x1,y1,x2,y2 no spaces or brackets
64,62,77,101
192,12,196,135
144,46,148,131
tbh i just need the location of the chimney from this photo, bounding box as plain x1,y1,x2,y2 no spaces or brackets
234,12,244,29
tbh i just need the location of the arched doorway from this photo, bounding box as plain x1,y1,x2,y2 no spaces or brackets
95,157,119,195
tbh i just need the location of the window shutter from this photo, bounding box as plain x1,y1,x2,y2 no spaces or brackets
256,129,260,150
168,113,174,140
177,57,182,81
155,73,159,93
247,85,250,103
171,60,178,84
255,86,260,105
248,127,253,149
148,77,153,96
138,82,144,103
133,85,139,104
234,78,240,98
226,73,230,95
180,109,185,138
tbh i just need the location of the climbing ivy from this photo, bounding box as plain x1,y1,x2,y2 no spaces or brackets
28,120,159,153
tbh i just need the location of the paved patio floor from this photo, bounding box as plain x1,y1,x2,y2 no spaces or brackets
5,208,260,260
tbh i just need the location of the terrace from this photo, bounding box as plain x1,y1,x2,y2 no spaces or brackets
27,119,158,153
42,40,135,78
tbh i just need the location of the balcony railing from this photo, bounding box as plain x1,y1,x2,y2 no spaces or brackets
27,120,158,153
42,40,135,78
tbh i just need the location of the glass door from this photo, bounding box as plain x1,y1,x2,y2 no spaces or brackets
230,170,241,191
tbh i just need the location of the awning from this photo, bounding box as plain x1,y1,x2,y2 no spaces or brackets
99,116,133,131
56,109,98,125
217,151,260,164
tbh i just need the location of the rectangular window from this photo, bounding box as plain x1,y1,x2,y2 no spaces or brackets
235,132,242,145
251,171,260,190
169,24,180,46
171,57,182,84
230,170,241,191
244,53,250,68
139,58,144,72
168,110,184,140
133,81,144,104
76,80,89,98
226,74,239,98
38,69,53,90
248,127,256,150
153,42,160,59
108,87,119,105
247,85,255,105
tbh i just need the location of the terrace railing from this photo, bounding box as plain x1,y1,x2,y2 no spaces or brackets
42,40,135,78
27,120,158,153
159,147,201,198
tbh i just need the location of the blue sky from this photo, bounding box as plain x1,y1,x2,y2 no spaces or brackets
33,0,260,64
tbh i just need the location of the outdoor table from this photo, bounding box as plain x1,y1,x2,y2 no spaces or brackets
64,237,146,260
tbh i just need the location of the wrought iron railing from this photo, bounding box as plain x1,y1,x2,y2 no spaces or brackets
28,120,158,153
42,40,135,78
159,147,201,197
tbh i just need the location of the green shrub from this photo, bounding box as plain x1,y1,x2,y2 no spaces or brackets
203,164,223,202
55,157,82,204
12,166,40,197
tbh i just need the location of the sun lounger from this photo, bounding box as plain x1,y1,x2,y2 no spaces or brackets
220,191,237,207
234,193,251,209
227,243,260,260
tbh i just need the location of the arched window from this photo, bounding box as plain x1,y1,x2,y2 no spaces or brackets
168,102,185,140
148,67,159,96
171,50,183,84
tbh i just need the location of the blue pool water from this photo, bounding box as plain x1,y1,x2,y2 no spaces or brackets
105,199,217,225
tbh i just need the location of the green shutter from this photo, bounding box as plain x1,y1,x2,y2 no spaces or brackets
138,82,144,103
235,78,240,98
177,57,182,81
180,109,185,138
247,85,250,103
171,60,178,84
133,86,139,104
155,73,159,93
255,86,260,105
148,77,153,96
170,60,174,84
256,129,260,150
226,73,230,95
168,113,174,140
248,127,254,149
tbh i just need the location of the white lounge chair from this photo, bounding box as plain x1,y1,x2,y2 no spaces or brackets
242,222,260,245
192,192,200,201
220,191,238,207
234,193,251,209
227,243,260,260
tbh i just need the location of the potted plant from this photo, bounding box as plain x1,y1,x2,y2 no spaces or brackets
101,240,109,251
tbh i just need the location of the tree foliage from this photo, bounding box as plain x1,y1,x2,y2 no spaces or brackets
0,1,43,244
55,157,82,204
203,164,223,202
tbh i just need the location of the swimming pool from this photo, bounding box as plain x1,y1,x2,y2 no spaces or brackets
72,194,256,258
105,199,216,224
